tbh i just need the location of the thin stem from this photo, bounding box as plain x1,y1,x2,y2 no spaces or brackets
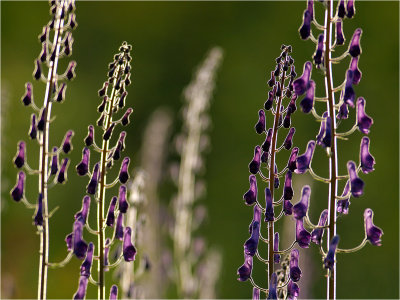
47,252,73,268
336,238,367,253
275,241,297,254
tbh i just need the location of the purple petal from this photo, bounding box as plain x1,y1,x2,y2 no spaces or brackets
360,137,375,173
293,185,310,220
356,97,373,134
243,175,257,206
295,141,315,174
364,208,383,246
347,161,364,197
123,227,137,261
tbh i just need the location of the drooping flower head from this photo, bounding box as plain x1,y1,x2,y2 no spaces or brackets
364,208,383,246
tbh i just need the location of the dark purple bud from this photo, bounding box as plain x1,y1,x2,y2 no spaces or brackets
349,56,362,85
119,157,130,183
67,13,77,29
73,276,88,300
118,185,129,213
61,130,74,154
274,164,279,189
106,196,117,227
76,148,90,176
97,96,107,113
349,28,362,57
283,107,293,128
287,281,300,300
55,83,67,102
22,82,33,106
85,125,94,147
65,233,73,251
300,80,315,113
57,158,69,184
97,114,105,127
322,116,332,148
347,161,364,198
296,219,311,248
360,137,375,174
33,59,42,80
244,220,260,256
311,209,328,245
337,0,346,18
49,46,57,62
113,143,122,161
343,70,355,107
237,253,253,282
324,235,340,271
110,285,118,300
313,34,324,66
103,123,115,141
75,196,91,225
268,71,275,87
346,0,355,18
356,97,373,134
50,147,59,175
274,64,281,77
307,0,314,19
118,91,128,108
33,193,44,226
73,221,88,260
252,287,260,300
284,170,293,200
289,249,302,282
264,89,274,110
264,188,274,222
121,107,133,126
293,185,310,220
364,208,383,246
335,19,345,46
249,146,261,175
243,175,257,205
287,147,299,172
255,109,266,134
123,227,137,261
37,107,47,131
283,127,295,150
80,242,94,277
39,26,48,43
115,213,124,240
273,232,280,263
261,151,268,163
124,73,131,86
316,112,328,145
66,61,77,80
275,82,282,98
29,114,38,139
337,101,349,120
284,199,293,215
14,141,26,168
267,273,278,300
262,129,272,153
295,141,315,174
293,62,312,96
288,94,298,113
299,10,312,40
98,82,109,97
87,163,100,195
337,180,351,215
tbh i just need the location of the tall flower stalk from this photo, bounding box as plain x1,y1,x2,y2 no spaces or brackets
10,1,77,299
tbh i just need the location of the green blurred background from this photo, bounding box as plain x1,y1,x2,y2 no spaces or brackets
1,1,398,299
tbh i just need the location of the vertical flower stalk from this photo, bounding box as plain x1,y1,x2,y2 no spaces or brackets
10,1,77,299
172,47,223,298
295,1,382,298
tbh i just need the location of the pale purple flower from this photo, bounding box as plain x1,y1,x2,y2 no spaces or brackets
364,208,383,246
289,249,302,282
356,97,373,134
293,185,310,220
346,0,355,18
349,56,362,85
324,235,340,271
295,140,315,174
360,136,375,173
349,28,362,57
296,219,311,248
293,62,312,95
110,285,118,300
243,175,257,206
347,161,364,197
311,209,328,245
123,227,137,261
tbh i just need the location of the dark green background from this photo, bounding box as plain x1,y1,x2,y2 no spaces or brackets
1,1,398,299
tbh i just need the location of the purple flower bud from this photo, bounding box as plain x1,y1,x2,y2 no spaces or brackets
249,146,261,175
311,209,328,245
293,62,312,96
296,219,311,248
118,185,129,213
356,97,373,134
313,34,324,66
104,238,110,271
13,141,26,168
84,125,94,147
299,10,312,40
97,96,107,113
264,188,274,222
118,91,128,108
243,176,257,206
360,137,375,174
347,161,364,198
267,273,278,299
62,130,74,154
287,281,300,300
261,151,268,164
76,148,90,176
288,94,298,113
283,127,295,150
237,253,253,282
283,107,293,128
295,141,315,174
21,82,33,106
87,163,100,195
346,0,355,18
337,101,349,120
115,213,124,240
280,171,292,202
268,71,275,87
337,0,346,18
316,112,328,146
274,64,281,77
50,147,59,175
273,232,280,263
75,196,91,225
56,83,67,102
262,129,272,154
37,107,47,131
80,242,94,277
73,221,88,260
98,82,109,97
106,196,117,227
33,59,42,80
274,164,279,189
73,276,88,300
121,108,133,126
287,147,299,172
284,199,293,215
65,233,73,251
66,61,77,80
364,208,383,246
252,287,260,300
244,220,260,257
29,114,38,139
349,28,362,57
97,114,105,127
103,123,115,141
337,180,351,215
324,235,339,271
289,249,302,282
33,193,44,226
252,203,262,224
276,82,282,98
119,157,130,183
335,19,345,46
255,109,266,134
39,26,48,43
343,70,355,107
349,56,362,85
264,89,274,110
307,0,314,19
300,80,315,113
124,73,131,86
57,158,69,184
322,116,332,148
293,185,310,220
110,285,118,300
123,227,137,261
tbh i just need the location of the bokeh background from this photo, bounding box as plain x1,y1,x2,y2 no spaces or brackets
1,1,398,299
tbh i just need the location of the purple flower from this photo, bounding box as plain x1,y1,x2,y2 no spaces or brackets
87,163,100,195
33,59,42,80
299,10,312,40
103,123,116,141
115,212,124,240
118,91,128,108
343,70,355,107
11,171,25,201
73,276,88,300
56,158,69,184
337,0,346,18
118,185,129,213
274,232,280,263
322,116,332,148
75,196,91,225
356,97,373,134
324,235,340,271
267,71,275,87
119,157,130,183
104,238,110,271
284,127,296,150
307,0,314,19
244,221,260,257
289,248,302,282
252,287,260,300
295,140,315,174
22,82,33,106
284,170,293,200
360,137,375,173
264,188,274,222
300,80,315,113
287,147,299,172
283,107,293,128
237,253,253,282
50,147,59,175
313,34,324,66
273,164,280,189
264,89,274,110
284,199,293,215
288,94,298,113
243,175,257,206
73,220,88,260
14,141,26,168
123,227,137,261
364,208,383,246
296,219,311,248
80,242,94,277
29,114,38,139
293,62,312,96
76,148,90,176
311,209,328,245
113,131,127,161
249,146,261,175
106,196,117,227
84,125,94,147
267,273,278,300
262,129,273,153
66,61,77,80
349,56,362,85
293,185,310,220
346,0,355,18
347,161,364,197
61,130,74,154
335,19,345,46
337,180,351,215
121,108,133,126
55,83,67,102
337,97,349,119
97,96,107,113
287,281,300,300
255,109,266,134
34,194,44,226
65,233,73,251
98,82,109,97
316,112,328,145
110,285,118,300
348,28,362,57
